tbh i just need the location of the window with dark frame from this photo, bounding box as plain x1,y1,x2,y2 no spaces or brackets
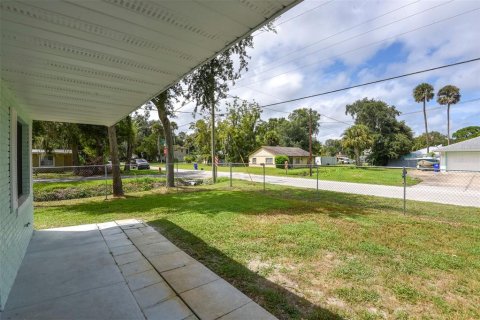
17,121,23,198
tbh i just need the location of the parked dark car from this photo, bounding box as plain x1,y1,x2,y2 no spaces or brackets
130,158,150,170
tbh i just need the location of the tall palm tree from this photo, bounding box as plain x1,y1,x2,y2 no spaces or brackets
437,85,461,145
341,124,373,166
413,83,434,153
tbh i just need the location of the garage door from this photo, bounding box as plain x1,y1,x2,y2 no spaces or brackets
446,152,480,171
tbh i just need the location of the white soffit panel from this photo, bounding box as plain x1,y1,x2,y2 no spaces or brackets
0,0,301,126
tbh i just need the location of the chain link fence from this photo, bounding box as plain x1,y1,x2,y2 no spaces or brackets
32,164,210,202
176,162,480,211
33,163,480,212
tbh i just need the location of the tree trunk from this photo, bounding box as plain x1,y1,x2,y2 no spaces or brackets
423,97,430,154
123,116,133,171
447,104,451,145
155,93,175,187
355,148,361,166
108,125,124,197
210,70,216,183
71,141,80,175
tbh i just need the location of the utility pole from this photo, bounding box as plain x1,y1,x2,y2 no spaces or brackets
211,103,216,183
309,108,313,176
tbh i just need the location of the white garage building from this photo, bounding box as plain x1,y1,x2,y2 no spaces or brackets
438,136,480,172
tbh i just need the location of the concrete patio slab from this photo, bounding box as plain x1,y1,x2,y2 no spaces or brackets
219,301,277,320
143,297,194,320
162,262,220,293
3,220,277,320
180,278,251,320
133,281,176,309
126,269,163,291
149,251,196,273
3,282,144,320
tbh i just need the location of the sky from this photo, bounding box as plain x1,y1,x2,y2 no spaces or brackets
148,0,480,143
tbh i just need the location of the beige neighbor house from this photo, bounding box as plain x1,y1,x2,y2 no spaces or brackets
32,149,73,168
249,146,311,167
0,0,301,313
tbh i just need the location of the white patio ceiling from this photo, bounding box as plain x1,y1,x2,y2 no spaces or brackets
0,0,300,126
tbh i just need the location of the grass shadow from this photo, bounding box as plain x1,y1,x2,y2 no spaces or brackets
151,218,344,320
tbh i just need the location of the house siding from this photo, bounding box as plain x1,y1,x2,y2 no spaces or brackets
249,149,276,167
0,82,34,311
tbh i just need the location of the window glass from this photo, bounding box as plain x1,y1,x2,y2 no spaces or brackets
17,121,23,198
266,158,273,164
252,158,256,164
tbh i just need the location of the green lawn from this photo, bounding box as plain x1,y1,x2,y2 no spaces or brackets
34,180,480,319
153,163,420,186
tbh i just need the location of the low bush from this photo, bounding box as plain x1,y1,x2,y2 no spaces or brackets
275,155,289,169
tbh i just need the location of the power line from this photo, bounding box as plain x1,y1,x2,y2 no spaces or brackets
399,97,480,117
242,0,424,78
259,58,480,108
234,8,480,89
235,0,457,87
253,0,335,37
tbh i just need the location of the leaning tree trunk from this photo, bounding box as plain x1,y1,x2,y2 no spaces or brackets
447,104,451,145
423,98,430,153
154,93,175,187
108,125,124,197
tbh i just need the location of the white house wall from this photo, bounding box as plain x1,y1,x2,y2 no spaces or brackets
0,82,34,311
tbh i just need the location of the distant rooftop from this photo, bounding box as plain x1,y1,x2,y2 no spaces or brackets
437,136,480,152
32,149,72,154
255,146,310,157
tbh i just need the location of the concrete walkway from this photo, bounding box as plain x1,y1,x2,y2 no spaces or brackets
2,220,275,320
174,169,480,208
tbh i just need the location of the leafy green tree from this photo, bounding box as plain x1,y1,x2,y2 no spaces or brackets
346,98,413,165
413,131,447,150
452,126,480,142
322,139,343,156
190,119,211,162
184,37,254,181
437,85,461,145
217,99,262,163
151,85,183,187
413,83,435,153
341,125,373,166
116,115,136,171
281,108,321,151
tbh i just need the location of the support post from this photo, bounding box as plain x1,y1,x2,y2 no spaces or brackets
262,163,266,191
316,164,319,198
104,164,108,200
402,166,407,215
229,163,233,187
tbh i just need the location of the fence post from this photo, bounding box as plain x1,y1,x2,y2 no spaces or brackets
104,164,108,200
176,161,179,173
229,163,232,188
402,166,407,214
262,163,266,192
316,164,319,198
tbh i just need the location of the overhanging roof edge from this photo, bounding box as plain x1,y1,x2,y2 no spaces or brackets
107,0,304,127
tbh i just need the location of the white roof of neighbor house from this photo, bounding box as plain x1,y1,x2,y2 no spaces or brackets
437,136,480,152
32,149,72,154
0,0,301,126
251,146,310,157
